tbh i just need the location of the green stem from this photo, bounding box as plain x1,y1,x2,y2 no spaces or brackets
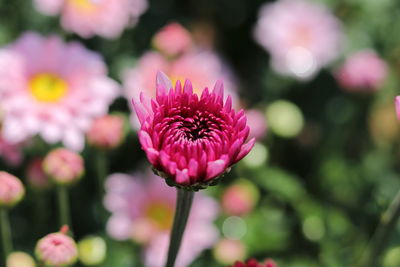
165,188,194,267
95,150,107,197
57,186,71,229
0,209,12,265
362,189,400,266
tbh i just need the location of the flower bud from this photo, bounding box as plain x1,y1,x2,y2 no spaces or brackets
7,251,35,267
152,23,192,57
78,236,107,266
87,115,125,150
35,226,78,267
43,148,84,186
0,171,25,208
222,180,259,216
26,158,51,190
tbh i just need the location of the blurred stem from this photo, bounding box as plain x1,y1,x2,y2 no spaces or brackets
363,189,400,266
95,150,107,197
0,208,12,265
57,186,71,229
165,188,194,267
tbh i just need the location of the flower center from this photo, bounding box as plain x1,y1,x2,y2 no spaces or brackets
69,0,100,11
29,73,68,103
145,202,173,230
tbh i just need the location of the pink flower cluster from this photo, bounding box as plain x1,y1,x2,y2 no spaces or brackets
33,0,148,38
0,32,119,151
133,72,254,188
104,172,219,267
254,0,343,79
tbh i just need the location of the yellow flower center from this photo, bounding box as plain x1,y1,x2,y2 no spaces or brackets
145,202,173,230
29,73,68,103
69,0,98,12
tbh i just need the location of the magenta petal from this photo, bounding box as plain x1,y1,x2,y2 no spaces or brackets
176,169,190,184
138,130,153,149
224,96,232,113
212,80,224,98
188,158,199,177
145,148,159,166
132,99,148,125
235,138,256,163
156,71,173,93
183,79,193,94
206,156,228,180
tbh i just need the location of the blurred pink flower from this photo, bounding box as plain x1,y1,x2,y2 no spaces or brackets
245,109,267,141
104,172,219,267
33,0,148,39
254,0,342,79
35,226,78,267
133,72,254,188
0,32,119,151
124,51,237,104
0,135,22,166
43,148,84,185
26,158,51,189
152,23,193,57
87,114,125,149
213,239,247,265
335,50,387,92
0,171,25,207
222,181,259,216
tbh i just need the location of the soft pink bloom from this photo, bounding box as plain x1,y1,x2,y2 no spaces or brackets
335,50,387,92
222,182,258,216
213,239,247,265
231,258,278,267
104,172,219,267
152,23,193,57
26,158,51,189
35,226,78,267
133,72,255,188
33,0,148,39
0,171,25,207
254,0,342,79
43,148,84,185
0,135,22,166
0,32,119,151
124,51,237,103
245,109,267,141
87,114,125,149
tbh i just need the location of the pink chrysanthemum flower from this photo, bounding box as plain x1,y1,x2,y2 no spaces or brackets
0,32,119,151
35,226,78,267
335,50,387,92
0,171,25,207
87,114,125,149
43,148,84,185
254,0,342,79
133,72,255,189
152,22,193,57
230,258,277,267
104,172,219,267
33,0,148,39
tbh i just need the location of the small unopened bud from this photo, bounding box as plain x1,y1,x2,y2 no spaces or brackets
78,236,107,266
6,251,35,267
87,115,125,150
0,171,25,208
26,158,51,190
35,226,78,267
43,148,84,186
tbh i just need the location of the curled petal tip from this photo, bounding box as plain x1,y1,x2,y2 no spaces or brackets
156,71,173,94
